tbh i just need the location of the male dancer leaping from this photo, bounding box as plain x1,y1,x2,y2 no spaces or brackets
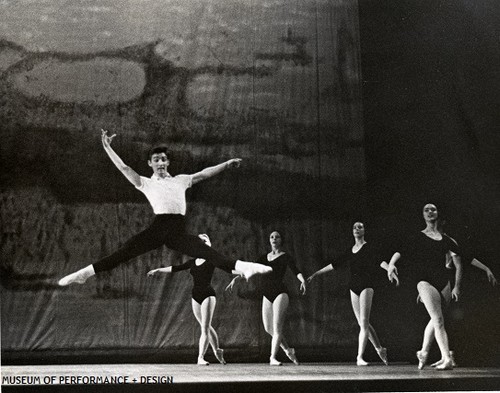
58,129,271,286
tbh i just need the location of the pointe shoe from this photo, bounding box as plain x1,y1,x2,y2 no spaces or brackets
431,352,456,368
215,349,226,365
284,348,299,365
236,260,272,280
436,358,453,370
356,357,369,366
197,357,209,366
58,265,95,286
417,350,428,370
270,357,282,366
376,347,388,365
431,358,444,367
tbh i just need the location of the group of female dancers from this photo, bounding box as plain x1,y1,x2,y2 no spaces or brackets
58,131,497,369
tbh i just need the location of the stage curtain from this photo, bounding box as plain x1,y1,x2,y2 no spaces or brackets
1,0,366,362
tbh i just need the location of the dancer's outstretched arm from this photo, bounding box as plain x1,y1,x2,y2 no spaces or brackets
471,258,497,286
101,129,141,187
306,264,334,283
191,159,242,185
147,266,173,276
148,258,198,276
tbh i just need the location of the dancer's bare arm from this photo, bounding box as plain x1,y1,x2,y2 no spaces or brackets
147,266,173,276
307,264,334,283
191,159,242,185
471,258,497,286
225,275,242,292
387,252,401,282
101,129,141,187
451,254,462,301
381,261,399,286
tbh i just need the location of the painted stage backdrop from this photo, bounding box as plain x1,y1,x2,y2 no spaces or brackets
0,0,383,363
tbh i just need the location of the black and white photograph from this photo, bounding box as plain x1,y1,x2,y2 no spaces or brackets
1,1,499,392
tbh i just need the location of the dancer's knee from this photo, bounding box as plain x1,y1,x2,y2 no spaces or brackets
431,315,445,330
358,317,370,330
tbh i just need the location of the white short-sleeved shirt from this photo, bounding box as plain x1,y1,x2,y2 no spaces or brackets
136,174,193,215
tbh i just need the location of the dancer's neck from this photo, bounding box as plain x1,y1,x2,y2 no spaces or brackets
354,237,366,247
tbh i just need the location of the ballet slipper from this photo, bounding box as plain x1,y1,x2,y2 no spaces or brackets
215,349,226,365
58,265,95,286
431,358,444,367
356,357,369,366
270,357,282,366
376,347,388,365
284,348,299,365
431,351,456,368
417,350,428,370
235,260,272,280
197,357,209,366
435,358,453,370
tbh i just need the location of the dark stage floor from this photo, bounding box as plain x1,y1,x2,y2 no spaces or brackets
2,363,500,392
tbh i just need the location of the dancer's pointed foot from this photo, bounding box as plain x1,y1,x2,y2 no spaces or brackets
356,357,369,366
215,349,226,365
417,350,428,370
376,347,388,365
270,357,282,366
197,357,209,366
436,358,453,370
235,260,272,280
58,265,95,286
284,347,299,365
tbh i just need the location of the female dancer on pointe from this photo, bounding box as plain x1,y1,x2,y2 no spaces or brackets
387,203,462,370
147,234,232,365
423,223,497,368
58,129,271,286
227,231,306,365
307,221,396,366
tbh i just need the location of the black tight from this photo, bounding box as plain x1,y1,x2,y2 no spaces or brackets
93,215,235,273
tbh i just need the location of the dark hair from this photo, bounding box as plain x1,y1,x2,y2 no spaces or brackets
147,145,170,161
351,218,368,230
422,203,440,216
269,230,285,245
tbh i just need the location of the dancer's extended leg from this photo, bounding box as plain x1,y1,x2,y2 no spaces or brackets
58,225,163,286
167,233,272,278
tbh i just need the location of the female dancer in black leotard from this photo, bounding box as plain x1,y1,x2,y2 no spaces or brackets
423,221,497,368
387,204,462,370
227,231,306,365
307,221,396,366
147,234,228,365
